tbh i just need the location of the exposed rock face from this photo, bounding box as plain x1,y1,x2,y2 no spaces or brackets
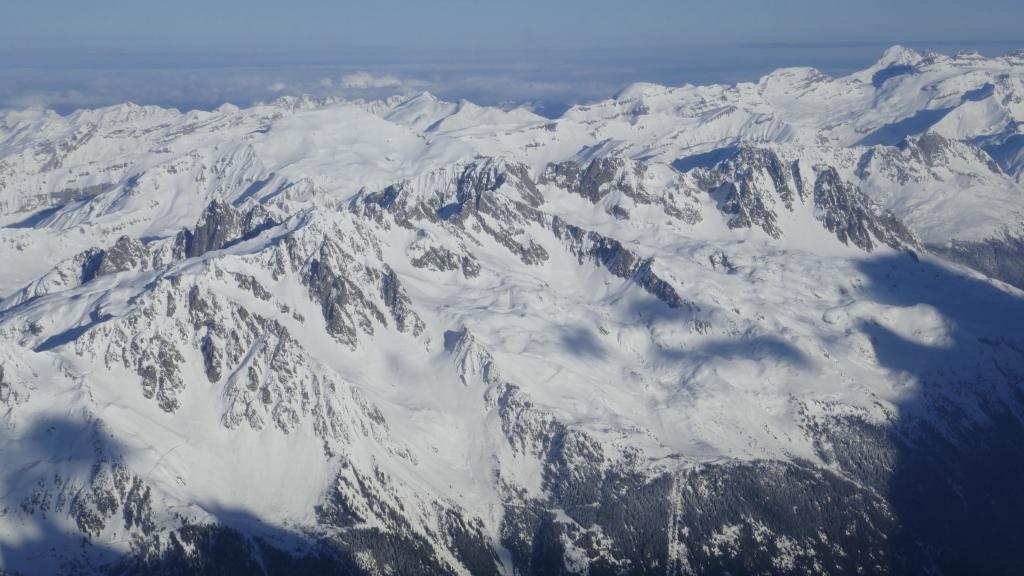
0,357,29,408
410,245,481,278
8,407,160,563
91,235,150,278
304,240,386,348
380,265,426,337
856,131,1003,187
543,156,703,224
175,200,278,259
355,159,550,265
299,234,424,348
812,167,919,252
931,233,1024,290
692,147,802,238
687,146,920,252
544,157,632,204
551,216,688,309
905,132,1002,173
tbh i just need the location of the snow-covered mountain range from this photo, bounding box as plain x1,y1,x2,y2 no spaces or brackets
1,46,1024,575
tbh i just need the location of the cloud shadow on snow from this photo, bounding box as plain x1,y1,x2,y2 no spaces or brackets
0,413,352,575
855,83,996,147
853,253,1024,573
5,254,1024,573
559,324,607,358
621,293,811,369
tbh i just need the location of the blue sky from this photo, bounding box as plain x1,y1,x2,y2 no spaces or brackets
4,0,1022,51
1,0,1022,115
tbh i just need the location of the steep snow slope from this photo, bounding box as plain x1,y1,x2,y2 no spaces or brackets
1,47,1024,575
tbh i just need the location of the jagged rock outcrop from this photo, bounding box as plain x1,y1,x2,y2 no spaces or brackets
691,147,802,238
812,166,919,252
89,235,150,279
355,159,550,265
174,200,278,259
543,156,703,224
551,216,688,309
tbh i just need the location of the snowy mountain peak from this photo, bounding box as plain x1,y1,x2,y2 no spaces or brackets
873,44,925,69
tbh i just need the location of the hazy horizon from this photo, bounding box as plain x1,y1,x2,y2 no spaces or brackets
2,0,1023,115
2,40,1022,117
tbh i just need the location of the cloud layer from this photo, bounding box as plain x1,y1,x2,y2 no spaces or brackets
2,42,1020,118
340,71,404,90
